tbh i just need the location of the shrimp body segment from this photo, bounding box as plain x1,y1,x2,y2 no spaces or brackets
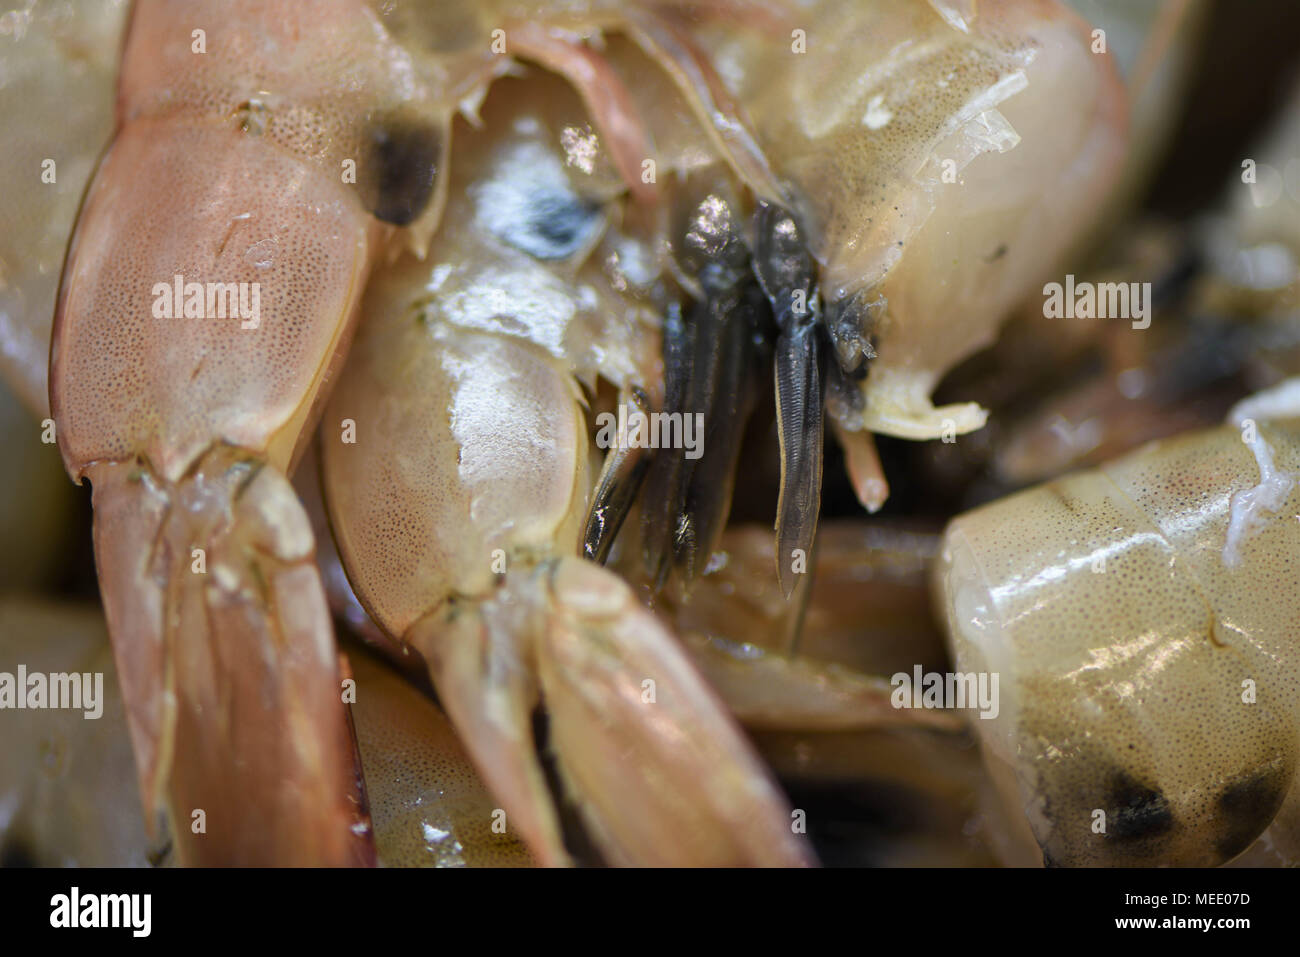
48,0,447,864
934,415,1300,866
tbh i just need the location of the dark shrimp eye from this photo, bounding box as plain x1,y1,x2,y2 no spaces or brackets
359,113,441,226
1215,763,1290,861
470,137,605,262
498,187,603,261
1106,772,1175,842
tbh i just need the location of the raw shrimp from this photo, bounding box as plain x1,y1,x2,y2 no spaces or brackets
933,388,1300,866
49,0,436,865
577,0,1132,596
321,70,811,866
45,0,757,865
687,0,1128,441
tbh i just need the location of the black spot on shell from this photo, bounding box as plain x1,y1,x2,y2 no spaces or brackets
1216,764,1288,861
503,189,603,261
1109,772,1174,841
361,115,441,226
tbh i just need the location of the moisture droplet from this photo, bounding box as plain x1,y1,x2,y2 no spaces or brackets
235,97,270,136
421,822,451,844
244,239,277,269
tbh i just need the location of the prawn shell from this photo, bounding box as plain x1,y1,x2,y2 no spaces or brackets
935,421,1300,865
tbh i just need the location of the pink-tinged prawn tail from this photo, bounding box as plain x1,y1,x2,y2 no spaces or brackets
46,0,441,864
408,558,815,867
537,559,814,866
88,451,370,865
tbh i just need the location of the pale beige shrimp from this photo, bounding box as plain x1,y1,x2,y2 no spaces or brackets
321,70,811,867
46,0,762,866
9,0,1223,870
933,389,1300,866
347,647,536,868
0,0,129,417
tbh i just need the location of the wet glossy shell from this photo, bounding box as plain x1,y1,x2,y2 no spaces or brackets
935,421,1300,865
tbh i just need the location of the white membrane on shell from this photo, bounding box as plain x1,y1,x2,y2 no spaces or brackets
1222,378,1300,567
